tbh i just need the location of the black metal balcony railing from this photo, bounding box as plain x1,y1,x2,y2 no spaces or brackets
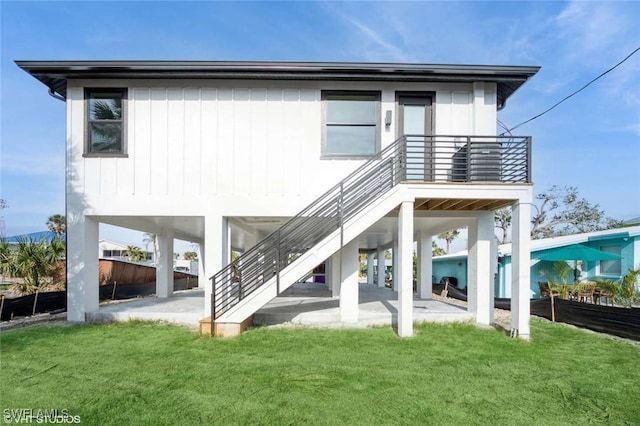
211,135,531,320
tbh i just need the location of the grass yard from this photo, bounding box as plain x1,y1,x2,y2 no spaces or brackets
1,320,639,425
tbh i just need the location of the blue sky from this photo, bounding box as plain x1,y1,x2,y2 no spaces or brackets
1,1,639,252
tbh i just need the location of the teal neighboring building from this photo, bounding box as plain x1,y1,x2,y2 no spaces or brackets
432,225,640,298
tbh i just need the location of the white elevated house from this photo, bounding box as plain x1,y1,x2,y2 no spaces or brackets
18,61,538,338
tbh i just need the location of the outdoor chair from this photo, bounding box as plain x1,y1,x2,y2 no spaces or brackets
575,284,596,304
597,289,615,306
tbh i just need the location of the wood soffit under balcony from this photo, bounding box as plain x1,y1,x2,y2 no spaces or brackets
407,198,512,211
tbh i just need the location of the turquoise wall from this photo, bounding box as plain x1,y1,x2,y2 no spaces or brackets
522,235,638,298
432,258,468,289
459,234,639,298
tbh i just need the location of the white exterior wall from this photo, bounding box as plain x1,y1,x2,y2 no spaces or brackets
67,80,491,218
65,77,506,322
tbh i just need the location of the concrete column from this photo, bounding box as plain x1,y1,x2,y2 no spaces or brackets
331,251,341,298
66,215,99,322
366,252,375,285
392,238,399,291
511,201,532,340
417,231,433,299
204,215,229,318
397,201,414,337
377,247,386,288
324,257,332,291
490,233,498,317
156,229,174,298
197,241,205,288
340,239,359,323
467,212,494,325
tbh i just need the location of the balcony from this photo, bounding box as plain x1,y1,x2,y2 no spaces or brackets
400,135,531,184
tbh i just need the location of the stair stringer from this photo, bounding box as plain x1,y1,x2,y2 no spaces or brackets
218,185,411,324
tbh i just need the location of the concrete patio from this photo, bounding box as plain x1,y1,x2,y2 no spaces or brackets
254,283,474,328
87,283,474,330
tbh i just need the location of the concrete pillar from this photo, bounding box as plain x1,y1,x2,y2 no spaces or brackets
204,215,229,318
366,252,375,285
467,212,494,325
377,247,386,288
490,233,498,316
156,229,175,298
197,241,205,288
324,257,332,291
66,215,99,322
511,201,532,340
392,238,399,291
397,201,414,337
340,239,359,323
417,231,433,299
331,251,341,298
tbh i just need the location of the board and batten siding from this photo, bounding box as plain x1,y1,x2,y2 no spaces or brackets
67,82,492,215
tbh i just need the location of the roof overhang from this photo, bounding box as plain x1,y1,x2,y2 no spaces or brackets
16,60,540,109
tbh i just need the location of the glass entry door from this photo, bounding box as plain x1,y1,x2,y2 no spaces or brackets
397,95,433,181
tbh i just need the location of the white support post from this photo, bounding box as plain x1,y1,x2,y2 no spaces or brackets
397,200,414,337
377,247,386,288
156,229,175,298
467,212,494,325
331,251,341,298
204,215,228,318
511,202,532,340
339,239,359,323
490,231,498,322
392,238,399,291
66,215,99,322
417,231,433,299
324,256,332,291
367,252,375,285
197,241,205,288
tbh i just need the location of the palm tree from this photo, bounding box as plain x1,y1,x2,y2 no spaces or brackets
183,251,198,261
7,237,63,294
46,214,66,236
125,245,145,263
142,233,158,265
438,230,460,254
432,241,446,256
0,239,15,281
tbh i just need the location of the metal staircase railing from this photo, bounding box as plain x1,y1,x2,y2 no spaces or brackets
211,135,530,320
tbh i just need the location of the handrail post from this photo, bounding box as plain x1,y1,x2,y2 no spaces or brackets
527,136,532,183
466,136,471,181
211,276,216,323
402,136,407,182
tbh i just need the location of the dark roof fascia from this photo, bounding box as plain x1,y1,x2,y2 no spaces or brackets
15,60,540,106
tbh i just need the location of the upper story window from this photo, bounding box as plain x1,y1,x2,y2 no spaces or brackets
85,88,127,156
322,91,380,158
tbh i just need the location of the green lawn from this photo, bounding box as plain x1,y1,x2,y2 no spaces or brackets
1,320,639,425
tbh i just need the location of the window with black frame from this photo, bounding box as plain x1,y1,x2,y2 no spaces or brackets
322,91,380,158
85,89,126,155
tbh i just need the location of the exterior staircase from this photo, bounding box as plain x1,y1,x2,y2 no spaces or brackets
204,135,530,336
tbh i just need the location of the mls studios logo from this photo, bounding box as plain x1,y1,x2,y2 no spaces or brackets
3,409,81,424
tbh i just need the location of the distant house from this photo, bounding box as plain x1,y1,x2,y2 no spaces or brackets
432,225,640,298
99,240,153,263
19,60,539,338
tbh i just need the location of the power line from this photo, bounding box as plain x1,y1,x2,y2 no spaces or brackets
500,45,640,135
